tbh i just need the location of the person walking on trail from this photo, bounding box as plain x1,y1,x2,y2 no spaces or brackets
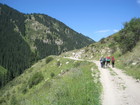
103,57,106,68
106,56,111,67
100,57,104,68
111,56,115,68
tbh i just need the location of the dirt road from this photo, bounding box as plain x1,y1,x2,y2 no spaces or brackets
94,61,140,105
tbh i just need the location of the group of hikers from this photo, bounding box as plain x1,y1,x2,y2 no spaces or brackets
100,56,115,68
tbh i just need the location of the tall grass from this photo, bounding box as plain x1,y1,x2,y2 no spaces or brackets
0,57,102,105
26,61,102,105
117,63,140,79
116,42,140,79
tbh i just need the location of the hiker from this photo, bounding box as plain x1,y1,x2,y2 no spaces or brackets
103,57,106,68
111,56,115,68
108,56,111,65
100,57,104,68
106,56,111,67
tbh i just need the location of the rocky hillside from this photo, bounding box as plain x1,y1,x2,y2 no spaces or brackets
0,3,94,85
24,13,94,59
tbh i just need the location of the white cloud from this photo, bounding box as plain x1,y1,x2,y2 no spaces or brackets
95,29,110,33
95,29,119,34
113,29,119,32
137,0,140,4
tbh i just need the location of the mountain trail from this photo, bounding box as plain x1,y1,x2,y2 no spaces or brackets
65,57,140,105
94,61,140,105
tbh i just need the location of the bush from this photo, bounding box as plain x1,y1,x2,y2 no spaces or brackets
73,61,81,68
46,57,54,64
50,72,55,78
56,61,61,67
22,87,28,94
114,18,140,54
0,97,6,104
10,95,18,105
28,72,44,88
21,84,28,94
100,38,106,44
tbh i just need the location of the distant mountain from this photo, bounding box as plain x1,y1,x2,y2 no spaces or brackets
0,4,94,86
24,13,94,59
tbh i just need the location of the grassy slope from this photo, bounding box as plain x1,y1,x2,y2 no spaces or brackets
116,41,140,79
0,56,101,105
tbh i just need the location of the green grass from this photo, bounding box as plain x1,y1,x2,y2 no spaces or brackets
0,56,102,105
116,42,140,79
116,62,140,79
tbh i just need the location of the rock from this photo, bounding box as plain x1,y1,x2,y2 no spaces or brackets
55,39,63,45
57,59,60,61
136,79,140,82
132,62,137,65
66,62,69,64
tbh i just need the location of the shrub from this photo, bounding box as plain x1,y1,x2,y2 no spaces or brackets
0,97,6,104
46,57,54,64
5,91,10,100
22,87,28,94
21,84,28,94
28,72,44,88
56,61,61,67
100,38,106,44
66,69,69,72
50,72,55,78
114,18,140,54
73,61,81,68
10,95,18,105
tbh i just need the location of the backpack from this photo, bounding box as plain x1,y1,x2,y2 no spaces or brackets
103,58,106,62
112,57,115,61
100,58,103,62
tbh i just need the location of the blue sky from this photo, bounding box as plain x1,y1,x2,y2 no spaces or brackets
1,0,140,41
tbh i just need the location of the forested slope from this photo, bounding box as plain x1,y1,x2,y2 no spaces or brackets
0,4,94,87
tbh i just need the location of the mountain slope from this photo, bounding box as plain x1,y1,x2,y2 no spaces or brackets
0,56,101,105
0,4,33,81
116,41,140,79
25,13,94,59
0,3,94,86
